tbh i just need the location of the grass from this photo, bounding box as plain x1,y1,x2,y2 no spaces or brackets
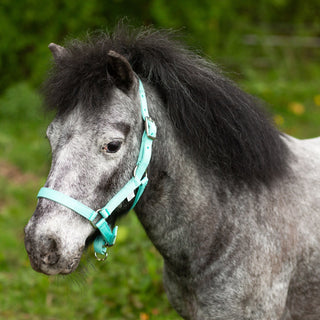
0,54,319,319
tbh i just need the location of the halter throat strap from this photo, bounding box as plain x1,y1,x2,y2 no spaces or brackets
37,79,157,259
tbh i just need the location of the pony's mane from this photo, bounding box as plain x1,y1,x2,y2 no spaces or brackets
44,24,290,186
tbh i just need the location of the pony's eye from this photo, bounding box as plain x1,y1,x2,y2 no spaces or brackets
102,141,122,153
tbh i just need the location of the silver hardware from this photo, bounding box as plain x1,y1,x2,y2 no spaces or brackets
90,209,103,229
95,251,108,261
133,165,148,179
133,165,138,178
145,116,156,140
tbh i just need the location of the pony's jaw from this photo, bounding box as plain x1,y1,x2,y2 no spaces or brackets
24,208,92,275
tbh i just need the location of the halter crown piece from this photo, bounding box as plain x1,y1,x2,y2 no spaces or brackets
37,79,157,260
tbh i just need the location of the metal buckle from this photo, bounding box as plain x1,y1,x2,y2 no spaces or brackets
90,208,103,229
145,116,156,140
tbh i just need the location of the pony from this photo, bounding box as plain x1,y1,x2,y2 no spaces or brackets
24,25,320,319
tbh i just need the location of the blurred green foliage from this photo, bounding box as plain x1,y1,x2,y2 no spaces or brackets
1,0,319,91
0,1,320,319
0,83,49,173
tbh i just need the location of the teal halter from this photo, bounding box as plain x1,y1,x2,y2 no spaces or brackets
37,79,157,260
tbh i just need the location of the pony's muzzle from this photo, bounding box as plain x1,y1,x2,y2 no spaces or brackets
24,207,88,275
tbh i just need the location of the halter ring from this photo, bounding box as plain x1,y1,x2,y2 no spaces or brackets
94,251,108,261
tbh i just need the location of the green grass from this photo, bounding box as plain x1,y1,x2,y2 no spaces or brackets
0,83,50,175
0,59,319,319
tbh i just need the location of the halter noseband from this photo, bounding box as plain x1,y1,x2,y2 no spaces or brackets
37,79,157,260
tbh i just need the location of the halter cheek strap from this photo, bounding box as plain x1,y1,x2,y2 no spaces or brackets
37,79,157,260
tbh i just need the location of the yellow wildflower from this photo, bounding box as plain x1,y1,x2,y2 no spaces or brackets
314,94,320,106
140,313,150,320
288,102,305,115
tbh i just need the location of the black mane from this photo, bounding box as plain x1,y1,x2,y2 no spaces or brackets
44,24,290,186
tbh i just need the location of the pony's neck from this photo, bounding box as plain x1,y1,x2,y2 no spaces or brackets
134,85,229,276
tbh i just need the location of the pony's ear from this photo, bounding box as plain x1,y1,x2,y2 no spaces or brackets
107,50,135,92
48,43,67,60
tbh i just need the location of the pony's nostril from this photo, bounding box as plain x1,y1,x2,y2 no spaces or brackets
40,237,60,266
40,252,60,265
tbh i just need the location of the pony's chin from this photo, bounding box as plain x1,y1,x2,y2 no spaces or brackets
39,259,81,276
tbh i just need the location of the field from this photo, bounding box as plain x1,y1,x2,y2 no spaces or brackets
0,8,320,319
